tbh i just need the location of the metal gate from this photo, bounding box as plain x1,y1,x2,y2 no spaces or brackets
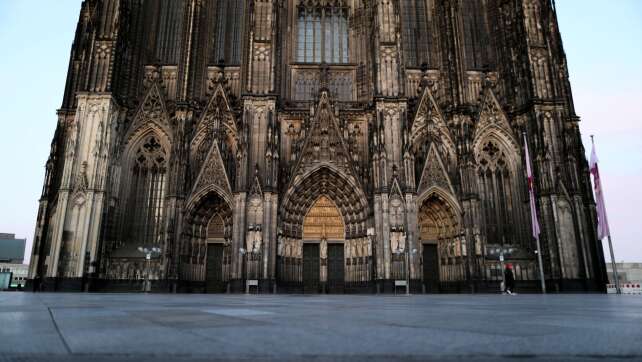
422,244,440,293
303,243,320,293
327,243,345,293
206,244,225,293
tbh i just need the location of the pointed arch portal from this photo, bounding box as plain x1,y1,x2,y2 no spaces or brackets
279,166,370,293
300,196,346,293
417,189,464,292
183,190,233,293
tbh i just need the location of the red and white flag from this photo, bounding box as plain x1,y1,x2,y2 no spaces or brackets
589,138,611,240
524,134,541,239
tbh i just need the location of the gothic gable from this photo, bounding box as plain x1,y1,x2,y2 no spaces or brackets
190,141,233,202
249,171,263,198
195,83,237,144
288,90,361,186
388,172,405,228
410,87,455,157
417,143,455,195
473,88,517,149
125,83,172,144
389,174,404,200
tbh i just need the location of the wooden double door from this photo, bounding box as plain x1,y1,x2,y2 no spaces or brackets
303,243,345,293
205,243,226,293
422,244,440,293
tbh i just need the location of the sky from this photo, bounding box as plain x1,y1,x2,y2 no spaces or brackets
0,1,640,264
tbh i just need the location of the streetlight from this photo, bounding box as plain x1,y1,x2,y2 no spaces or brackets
137,246,161,292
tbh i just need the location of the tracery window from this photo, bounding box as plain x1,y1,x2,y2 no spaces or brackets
400,0,430,67
123,135,167,246
212,0,245,64
461,0,493,69
155,0,185,64
477,141,516,245
296,4,349,63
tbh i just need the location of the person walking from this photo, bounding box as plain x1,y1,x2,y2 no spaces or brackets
32,274,41,292
504,264,516,295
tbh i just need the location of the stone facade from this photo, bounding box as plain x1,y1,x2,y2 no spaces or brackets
29,0,607,293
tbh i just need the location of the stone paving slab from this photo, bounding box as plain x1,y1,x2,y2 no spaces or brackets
0,293,641,361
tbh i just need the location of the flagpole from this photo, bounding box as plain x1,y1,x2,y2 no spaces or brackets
591,135,621,294
535,235,546,294
607,235,621,294
524,132,546,294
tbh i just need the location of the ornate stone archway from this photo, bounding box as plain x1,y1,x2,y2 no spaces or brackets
278,166,370,292
280,165,368,238
417,189,464,291
181,190,233,292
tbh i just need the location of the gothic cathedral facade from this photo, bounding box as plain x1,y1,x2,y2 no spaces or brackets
29,0,607,293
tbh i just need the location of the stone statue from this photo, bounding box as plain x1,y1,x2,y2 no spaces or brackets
246,227,262,254
390,232,406,254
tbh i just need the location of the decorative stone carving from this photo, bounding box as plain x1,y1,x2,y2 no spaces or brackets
246,227,262,254
190,142,233,200
73,161,89,195
389,174,405,229
125,83,172,145
288,90,361,186
320,239,327,260
417,144,454,195
410,86,455,159
472,88,518,151
390,231,405,254
303,196,344,241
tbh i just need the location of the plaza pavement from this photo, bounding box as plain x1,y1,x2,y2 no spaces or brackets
0,292,641,361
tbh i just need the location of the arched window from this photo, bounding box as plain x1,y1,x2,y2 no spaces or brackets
400,0,430,67
477,140,516,245
296,3,349,63
461,0,493,69
154,0,185,64
122,135,168,246
211,0,245,64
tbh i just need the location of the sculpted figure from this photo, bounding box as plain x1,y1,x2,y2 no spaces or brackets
277,236,284,256
320,239,327,259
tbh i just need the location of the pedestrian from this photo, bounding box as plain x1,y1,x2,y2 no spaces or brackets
504,263,515,295
33,274,41,292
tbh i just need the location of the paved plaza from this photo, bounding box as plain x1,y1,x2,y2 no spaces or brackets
1,293,641,361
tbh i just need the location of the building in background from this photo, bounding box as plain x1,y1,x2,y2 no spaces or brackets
0,263,29,289
0,233,26,263
28,0,607,293
0,233,28,289
607,263,642,284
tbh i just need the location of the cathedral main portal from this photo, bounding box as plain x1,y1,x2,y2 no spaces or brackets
302,196,345,293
